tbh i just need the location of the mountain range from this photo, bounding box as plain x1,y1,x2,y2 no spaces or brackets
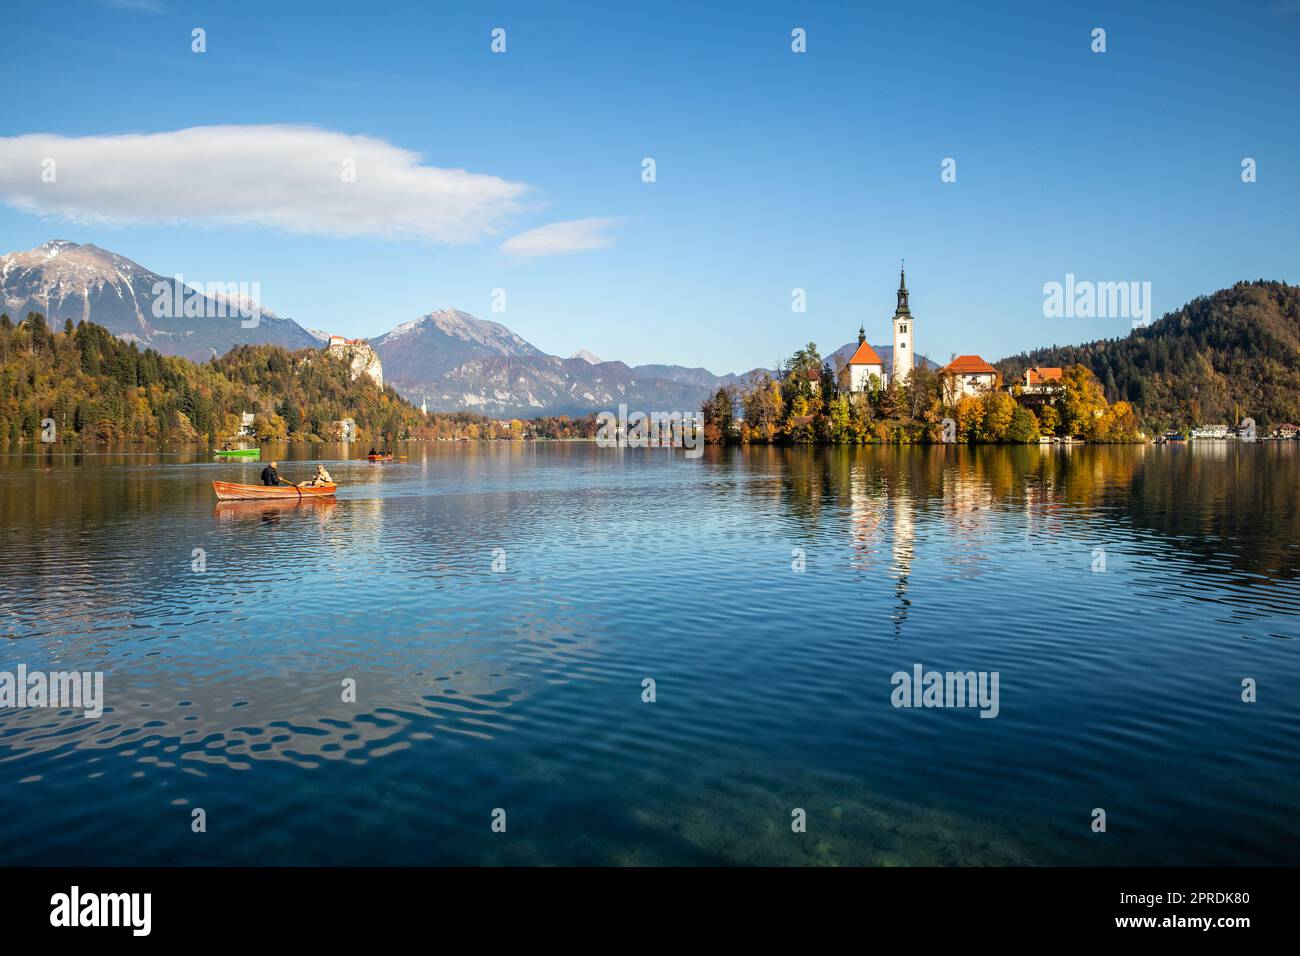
0,240,319,360
0,240,934,418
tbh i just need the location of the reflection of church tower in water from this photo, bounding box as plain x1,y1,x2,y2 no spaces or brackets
891,263,915,385
890,485,915,634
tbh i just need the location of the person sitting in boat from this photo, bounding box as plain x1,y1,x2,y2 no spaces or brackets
302,464,333,487
261,461,283,486
368,447,378,457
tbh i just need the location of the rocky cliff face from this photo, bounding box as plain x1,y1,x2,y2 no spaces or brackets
326,339,383,388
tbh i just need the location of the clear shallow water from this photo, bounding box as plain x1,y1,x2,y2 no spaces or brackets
1,441,1298,865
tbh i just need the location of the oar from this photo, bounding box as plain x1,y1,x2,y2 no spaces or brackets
280,478,303,498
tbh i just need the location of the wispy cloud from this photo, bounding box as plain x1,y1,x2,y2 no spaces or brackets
100,0,165,12
501,218,618,258
0,125,531,242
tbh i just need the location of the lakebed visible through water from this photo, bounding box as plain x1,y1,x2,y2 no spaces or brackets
1,441,1297,865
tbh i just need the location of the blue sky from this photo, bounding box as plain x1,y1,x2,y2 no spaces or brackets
2,0,1297,372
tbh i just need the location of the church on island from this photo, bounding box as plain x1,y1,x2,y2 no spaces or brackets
845,265,1000,402
846,265,916,391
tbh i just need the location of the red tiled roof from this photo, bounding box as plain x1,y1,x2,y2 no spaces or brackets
1025,366,1063,385
942,354,997,375
847,341,884,365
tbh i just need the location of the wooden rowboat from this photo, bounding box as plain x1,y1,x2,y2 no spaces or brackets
367,454,393,461
212,480,337,501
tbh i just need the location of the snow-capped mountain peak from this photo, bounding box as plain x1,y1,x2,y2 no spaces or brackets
0,240,316,361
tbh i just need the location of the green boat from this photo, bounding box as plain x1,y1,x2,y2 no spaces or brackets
214,448,261,460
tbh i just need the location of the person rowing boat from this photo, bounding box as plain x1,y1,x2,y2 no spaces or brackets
260,460,333,491
302,464,333,487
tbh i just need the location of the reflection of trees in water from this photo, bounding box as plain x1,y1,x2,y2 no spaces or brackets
1123,443,1300,582
748,441,1299,590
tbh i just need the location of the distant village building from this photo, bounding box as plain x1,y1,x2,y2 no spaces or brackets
796,367,822,386
1021,367,1064,394
238,411,256,437
940,355,999,402
1276,423,1298,439
324,335,383,388
334,418,356,443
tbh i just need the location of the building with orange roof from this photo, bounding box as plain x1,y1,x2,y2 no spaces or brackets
846,328,886,392
324,332,384,388
1022,366,1064,394
839,264,916,392
940,354,999,402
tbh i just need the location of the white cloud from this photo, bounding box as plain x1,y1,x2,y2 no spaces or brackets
500,218,617,258
0,125,530,242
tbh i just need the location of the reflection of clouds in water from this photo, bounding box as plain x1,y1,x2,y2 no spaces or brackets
0,618,602,771
2,485,606,775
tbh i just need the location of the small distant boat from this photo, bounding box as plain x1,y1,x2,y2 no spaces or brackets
212,480,336,501
214,448,261,460
367,454,394,461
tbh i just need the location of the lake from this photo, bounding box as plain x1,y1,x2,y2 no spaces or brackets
1,441,1297,865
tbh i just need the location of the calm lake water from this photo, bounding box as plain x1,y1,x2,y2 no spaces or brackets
1,441,1298,866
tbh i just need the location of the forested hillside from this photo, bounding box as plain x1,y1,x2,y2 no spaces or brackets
0,313,444,443
996,281,1300,430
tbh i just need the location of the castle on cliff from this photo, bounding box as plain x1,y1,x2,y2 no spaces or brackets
325,335,383,388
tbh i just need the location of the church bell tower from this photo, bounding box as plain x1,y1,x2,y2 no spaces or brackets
891,263,914,385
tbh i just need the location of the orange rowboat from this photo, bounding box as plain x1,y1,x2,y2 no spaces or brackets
367,454,393,462
212,480,337,501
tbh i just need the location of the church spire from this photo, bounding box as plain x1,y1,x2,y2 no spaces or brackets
858,324,866,345
891,261,914,385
